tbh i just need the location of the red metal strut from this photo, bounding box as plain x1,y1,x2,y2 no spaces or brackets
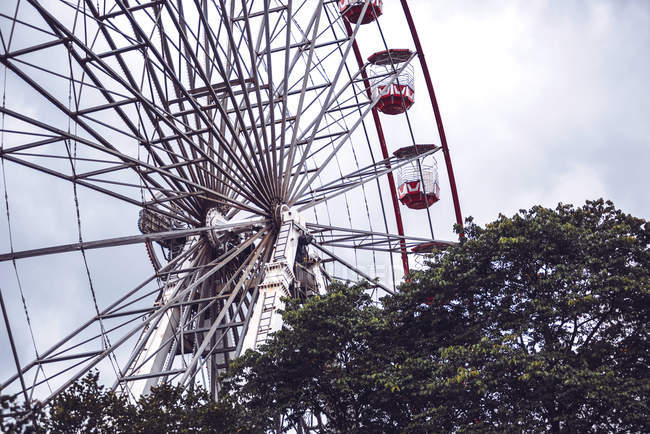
344,21,410,276
400,0,464,233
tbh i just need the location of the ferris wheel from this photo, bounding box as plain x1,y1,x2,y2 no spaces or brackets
0,0,462,407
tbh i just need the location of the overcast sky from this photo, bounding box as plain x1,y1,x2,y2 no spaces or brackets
1,0,649,394
415,0,649,231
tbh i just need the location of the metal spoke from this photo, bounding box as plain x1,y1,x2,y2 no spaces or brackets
295,147,439,212
0,0,463,410
0,218,265,262
311,240,392,295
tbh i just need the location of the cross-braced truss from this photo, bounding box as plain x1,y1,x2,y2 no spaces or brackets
0,0,459,419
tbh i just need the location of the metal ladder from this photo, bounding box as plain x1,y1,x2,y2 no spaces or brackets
273,222,292,261
255,292,277,348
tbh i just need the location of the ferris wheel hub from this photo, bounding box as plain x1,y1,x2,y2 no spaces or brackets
272,203,291,227
205,208,241,252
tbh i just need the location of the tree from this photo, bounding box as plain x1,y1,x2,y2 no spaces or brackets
0,393,45,433
2,200,647,433
1,372,247,433
222,283,398,433
226,200,649,432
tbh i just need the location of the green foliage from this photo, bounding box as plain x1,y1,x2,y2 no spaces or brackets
1,371,245,433
2,199,647,433
0,393,45,433
222,283,395,433
226,199,649,432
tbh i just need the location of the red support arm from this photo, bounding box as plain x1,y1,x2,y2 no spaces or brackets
344,21,410,276
400,0,464,233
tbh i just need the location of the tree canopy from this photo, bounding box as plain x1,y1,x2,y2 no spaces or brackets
1,372,246,433
225,199,649,432
2,199,648,433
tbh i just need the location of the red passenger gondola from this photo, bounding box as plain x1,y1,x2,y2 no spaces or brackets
394,145,440,209
339,0,383,25
369,49,415,115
